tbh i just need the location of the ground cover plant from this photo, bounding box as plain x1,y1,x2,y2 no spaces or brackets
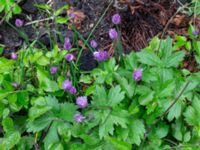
0,0,200,150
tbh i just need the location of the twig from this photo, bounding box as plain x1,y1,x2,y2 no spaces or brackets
156,2,190,53
25,17,54,26
140,81,190,149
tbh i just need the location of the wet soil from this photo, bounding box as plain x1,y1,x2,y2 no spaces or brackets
0,0,193,70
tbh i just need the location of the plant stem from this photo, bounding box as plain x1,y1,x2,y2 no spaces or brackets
140,81,190,149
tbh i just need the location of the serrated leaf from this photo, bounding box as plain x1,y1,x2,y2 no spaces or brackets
167,101,182,121
165,51,185,68
138,91,154,106
108,86,125,106
99,110,128,139
27,114,53,132
158,80,175,98
127,120,145,145
107,137,132,150
137,50,162,66
58,103,77,122
184,96,200,127
114,73,134,98
92,86,107,106
29,106,51,121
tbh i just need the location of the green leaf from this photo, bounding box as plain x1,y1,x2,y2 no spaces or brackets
37,68,59,92
155,123,169,138
0,47,4,55
56,16,69,24
174,36,187,48
13,4,21,14
99,110,128,139
108,86,125,106
27,114,53,132
50,142,64,150
158,80,175,98
127,119,145,145
58,103,77,122
172,120,183,141
138,91,155,106
92,86,107,106
54,5,69,16
167,101,182,121
2,117,14,133
137,50,162,66
107,137,132,150
184,96,200,127
29,106,51,121
165,51,185,68
34,4,52,10
44,122,59,150
161,37,173,60
37,56,50,66
114,73,134,98
0,131,21,150
125,52,138,70
17,91,29,107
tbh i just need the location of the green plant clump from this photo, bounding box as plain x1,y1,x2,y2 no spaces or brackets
0,33,200,150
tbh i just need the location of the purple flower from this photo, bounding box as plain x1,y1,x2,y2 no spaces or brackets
11,52,17,60
62,80,77,95
192,29,199,36
133,69,143,81
90,40,98,48
12,82,19,88
64,37,72,50
74,114,85,123
62,80,72,91
69,13,76,18
109,28,118,40
76,96,88,108
65,54,74,62
93,50,109,62
50,66,57,75
69,86,77,94
112,13,121,24
15,19,24,27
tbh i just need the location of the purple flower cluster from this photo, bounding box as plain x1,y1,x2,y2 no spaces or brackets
65,54,75,62
12,82,19,88
15,19,24,27
64,37,72,50
192,28,199,36
76,96,88,108
133,69,143,81
90,40,98,48
74,96,88,123
62,80,77,94
50,66,57,75
69,13,76,18
109,28,118,40
112,13,121,24
93,50,109,62
11,52,17,60
74,114,85,123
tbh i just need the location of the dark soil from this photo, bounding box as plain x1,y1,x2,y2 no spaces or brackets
0,0,192,70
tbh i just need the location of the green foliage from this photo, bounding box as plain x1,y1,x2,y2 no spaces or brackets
0,34,199,150
0,0,21,21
